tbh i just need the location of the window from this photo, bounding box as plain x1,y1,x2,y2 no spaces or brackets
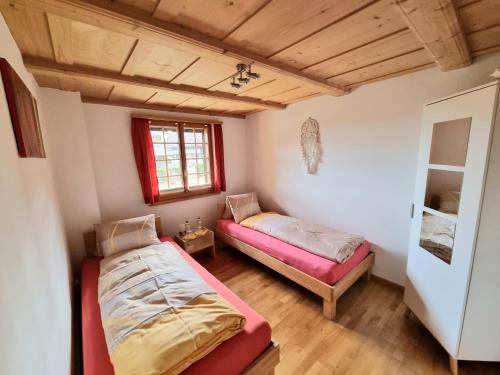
150,121,215,201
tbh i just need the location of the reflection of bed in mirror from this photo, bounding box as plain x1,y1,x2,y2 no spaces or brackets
420,212,456,264
420,189,460,264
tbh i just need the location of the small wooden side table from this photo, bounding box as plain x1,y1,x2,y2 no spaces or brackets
174,228,216,258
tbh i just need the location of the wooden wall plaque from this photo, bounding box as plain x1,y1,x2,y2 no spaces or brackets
0,58,45,158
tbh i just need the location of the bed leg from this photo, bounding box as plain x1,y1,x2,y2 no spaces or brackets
214,238,225,251
362,268,371,282
323,298,336,320
449,354,459,375
404,305,415,320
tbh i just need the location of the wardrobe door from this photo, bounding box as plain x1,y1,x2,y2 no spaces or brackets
404,83,498,357
459,88,500,361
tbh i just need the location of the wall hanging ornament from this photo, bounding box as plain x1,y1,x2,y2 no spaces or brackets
301,117,321,174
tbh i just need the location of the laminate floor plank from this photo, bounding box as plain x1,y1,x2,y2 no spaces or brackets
197,247,500,375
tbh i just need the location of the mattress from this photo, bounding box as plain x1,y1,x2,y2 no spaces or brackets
217,219,370,285
81,237,272,375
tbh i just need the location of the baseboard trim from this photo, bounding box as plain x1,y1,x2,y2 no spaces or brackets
371,274,405,293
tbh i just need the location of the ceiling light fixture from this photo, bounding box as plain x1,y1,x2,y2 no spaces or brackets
229,63,260,89
230,76,241,89
247,65,260,80
238,72,250,84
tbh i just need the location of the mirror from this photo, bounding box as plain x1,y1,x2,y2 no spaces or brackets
420,212,456,264
424,169,463,214
429,118,471,166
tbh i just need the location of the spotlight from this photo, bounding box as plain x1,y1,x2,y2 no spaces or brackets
247,71,260,80
230,77,241,89
238,76,250,84
247,65,260,80
236,63,247,73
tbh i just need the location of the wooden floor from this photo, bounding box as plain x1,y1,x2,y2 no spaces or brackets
196,247,500,375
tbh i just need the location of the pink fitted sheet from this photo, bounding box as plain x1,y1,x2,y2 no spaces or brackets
217,219,370,285
81,237,271,375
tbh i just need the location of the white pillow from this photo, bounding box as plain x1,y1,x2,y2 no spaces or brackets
95,214,160,257
226,192,262,224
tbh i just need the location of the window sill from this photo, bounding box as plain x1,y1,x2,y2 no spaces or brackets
150,190,221,206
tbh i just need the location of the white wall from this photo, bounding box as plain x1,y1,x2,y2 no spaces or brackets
0,15,72,375
83,104,248,237
39,89,102,268
245,52,500,285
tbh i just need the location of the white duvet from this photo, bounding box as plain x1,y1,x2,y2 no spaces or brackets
241,213,364,263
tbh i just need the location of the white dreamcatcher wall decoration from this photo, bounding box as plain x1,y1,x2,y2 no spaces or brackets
301,117,321,174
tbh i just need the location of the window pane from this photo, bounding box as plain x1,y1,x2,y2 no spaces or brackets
205,173,211,184
196,144,204,158
164,127,179,143
429,118,471,167
188,174,197,187
195,129,204,143
198,174,206,185
158,177,168,191
151,124,188,195
185,144,196,159
156,161,167,177
205,143,210,156
166,144,180,159
184,128,195,143
168,176,183,189
187,159,196,174
151,129,164,143
196,159,206,173
167,160,181,176
424,169,463,214
154,143,166,160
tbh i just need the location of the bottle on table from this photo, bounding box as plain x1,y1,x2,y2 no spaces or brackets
184,220,192,234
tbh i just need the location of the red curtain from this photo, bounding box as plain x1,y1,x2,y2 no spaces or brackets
131,117,159,204
213,123,226,192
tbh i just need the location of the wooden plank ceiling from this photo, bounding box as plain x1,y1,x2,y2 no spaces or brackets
1,0,499,118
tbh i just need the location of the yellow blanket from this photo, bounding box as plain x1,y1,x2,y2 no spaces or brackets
111,294,245,375
240,212,278,228
99,244,246,375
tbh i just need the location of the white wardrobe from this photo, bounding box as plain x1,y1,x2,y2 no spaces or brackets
404,81,500,374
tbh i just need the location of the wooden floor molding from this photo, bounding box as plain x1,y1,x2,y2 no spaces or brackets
370,274,405,292
196,247,500,375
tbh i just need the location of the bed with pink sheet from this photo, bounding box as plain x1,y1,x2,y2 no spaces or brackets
217,219,371,285
81,236,275,375
216,218,374,320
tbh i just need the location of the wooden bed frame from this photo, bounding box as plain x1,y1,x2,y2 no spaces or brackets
244,341,280,375
82,216,281,374
215,228,375,320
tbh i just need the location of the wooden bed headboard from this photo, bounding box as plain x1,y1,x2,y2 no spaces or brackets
83,216,163,257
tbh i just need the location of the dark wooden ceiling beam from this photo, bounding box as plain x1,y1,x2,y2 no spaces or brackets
11,0,348,96
81,96,247,119
393,0,471,71
23,57,286,110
